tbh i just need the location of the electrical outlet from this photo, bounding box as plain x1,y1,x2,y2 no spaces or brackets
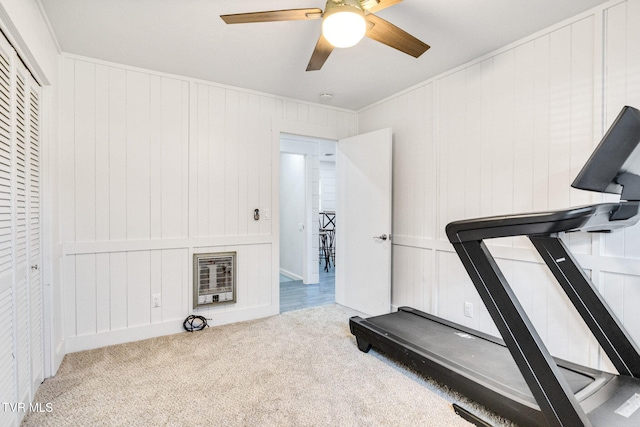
464,302,473,318
152,294,161,308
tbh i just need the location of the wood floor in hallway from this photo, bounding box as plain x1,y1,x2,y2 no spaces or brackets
280,267,335,313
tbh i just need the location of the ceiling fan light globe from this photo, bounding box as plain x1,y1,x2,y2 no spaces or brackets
322,9,366,48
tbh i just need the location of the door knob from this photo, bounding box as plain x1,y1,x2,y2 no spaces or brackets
373,234,388,241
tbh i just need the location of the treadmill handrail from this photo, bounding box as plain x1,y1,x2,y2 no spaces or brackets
446,202,640,243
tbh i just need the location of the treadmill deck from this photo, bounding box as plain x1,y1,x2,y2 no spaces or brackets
350,307,640,426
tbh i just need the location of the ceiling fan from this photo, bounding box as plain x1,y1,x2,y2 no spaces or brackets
220,0,430,71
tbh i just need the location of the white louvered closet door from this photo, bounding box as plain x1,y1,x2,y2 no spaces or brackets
0,31,43,427
14,59,30,407
28,76,42,390
0,31,15,427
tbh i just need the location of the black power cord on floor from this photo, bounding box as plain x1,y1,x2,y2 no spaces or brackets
183,315,210,332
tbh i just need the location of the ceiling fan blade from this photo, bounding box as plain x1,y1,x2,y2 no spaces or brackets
365,0,403,13
221,8,323,24
365,14,429,58
306,34,334,71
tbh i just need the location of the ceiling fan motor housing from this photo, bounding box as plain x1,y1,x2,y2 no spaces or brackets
360,0,381,10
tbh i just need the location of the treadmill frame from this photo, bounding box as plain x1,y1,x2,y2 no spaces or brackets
351,202,640,427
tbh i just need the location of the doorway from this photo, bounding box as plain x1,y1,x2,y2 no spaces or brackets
279,133,336,313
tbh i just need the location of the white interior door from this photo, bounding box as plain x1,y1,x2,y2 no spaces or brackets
336,128,392,316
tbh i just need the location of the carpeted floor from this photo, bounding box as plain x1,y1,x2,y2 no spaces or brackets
22,304,513,427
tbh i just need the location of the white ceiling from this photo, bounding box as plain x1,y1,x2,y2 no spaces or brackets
40,0,610,111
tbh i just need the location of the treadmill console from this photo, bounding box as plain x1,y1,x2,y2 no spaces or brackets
572,106,640,201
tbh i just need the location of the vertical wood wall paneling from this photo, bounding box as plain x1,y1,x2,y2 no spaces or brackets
109,68,127,241
246,94,261,237
150,249,161,324
94,66,111,335
94,65,109,241
492,50,515,223
60,57,357,351
193,83,206,237
463,63,483,222
209,86,226,237
532,35,551,213
149,75,162,241
224,91,240,236
110,252,127,330
548,26,572,210
127,250,151,327
478,59,495,219
74,61,96,243
95,253,110,333
422,84,436,241
237,92,249,236
126,71,151,241
160,248,185,321
567,17,597,255
512,42,535,250
75,254,96,336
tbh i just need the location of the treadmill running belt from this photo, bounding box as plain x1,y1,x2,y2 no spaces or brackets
364,308,596,405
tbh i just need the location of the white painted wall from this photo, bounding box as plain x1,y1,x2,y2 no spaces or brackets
358,0,640,372
319,160,336,212
59,55,357,352
279,152,305,280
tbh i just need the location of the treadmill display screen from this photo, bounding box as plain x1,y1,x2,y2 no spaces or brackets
572,106,640,200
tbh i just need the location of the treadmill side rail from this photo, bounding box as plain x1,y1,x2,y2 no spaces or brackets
452,239,593,427
530,235,640,377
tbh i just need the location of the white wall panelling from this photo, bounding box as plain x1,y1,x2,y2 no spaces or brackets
60,56,357,352
279,152,305,280
359,0,640,371
319,160,336,212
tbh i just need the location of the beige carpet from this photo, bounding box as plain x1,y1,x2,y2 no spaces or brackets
22,304,511,426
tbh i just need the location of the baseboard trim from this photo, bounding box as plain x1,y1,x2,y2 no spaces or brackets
53,340,65,374
279,268,302,281
65,305,278,353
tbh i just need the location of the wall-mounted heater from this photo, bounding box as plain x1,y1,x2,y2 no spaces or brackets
193,252,236,308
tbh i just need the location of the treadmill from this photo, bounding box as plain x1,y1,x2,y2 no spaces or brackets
350,106,640,427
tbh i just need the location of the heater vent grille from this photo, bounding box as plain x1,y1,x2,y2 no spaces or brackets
193,252,236,307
